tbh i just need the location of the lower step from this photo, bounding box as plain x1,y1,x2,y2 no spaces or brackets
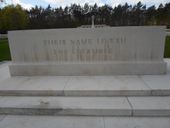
0,96,170,116
0,116,170,128
0,97,131,116
0,90,152,96
0,89,169,97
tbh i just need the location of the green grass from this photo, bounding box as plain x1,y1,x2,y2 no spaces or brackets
0,38,11,61
164,36,170,58
0,36,170,61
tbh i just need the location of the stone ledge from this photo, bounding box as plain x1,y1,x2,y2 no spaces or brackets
0,97,131,116
0,96,170,116
9,61,167,76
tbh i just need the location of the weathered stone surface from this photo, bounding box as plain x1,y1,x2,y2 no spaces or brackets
0,96,170,116
104,117,170,128
0,116,104,128
8,26,166,75
0,97,131,116
128,97,170,116
0,60,170,96
1,116,170,128
64,76,151,96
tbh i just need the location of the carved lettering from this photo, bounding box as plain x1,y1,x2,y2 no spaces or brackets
42,37,126,62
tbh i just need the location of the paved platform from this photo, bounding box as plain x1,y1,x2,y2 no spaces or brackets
0,96,169,116
0,60,170,127
0,116,170,128
0,59,170,96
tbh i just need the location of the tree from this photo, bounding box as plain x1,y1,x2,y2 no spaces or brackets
28,6,43,29
0,4,28,33
146,5,156,25
1,2,170,30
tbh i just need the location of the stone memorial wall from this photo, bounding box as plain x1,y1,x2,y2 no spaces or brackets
8,26,166,75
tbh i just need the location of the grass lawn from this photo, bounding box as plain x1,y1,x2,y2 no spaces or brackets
0,38,11,61
0,36,170,61
164,36,170,58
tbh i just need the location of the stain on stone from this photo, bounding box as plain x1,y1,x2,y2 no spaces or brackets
0,115,6,122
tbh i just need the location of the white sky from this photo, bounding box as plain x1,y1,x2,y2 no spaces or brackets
2,0,170,9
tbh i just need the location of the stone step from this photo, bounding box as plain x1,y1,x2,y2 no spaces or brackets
0,115,170,128
1,60,170,97
0,89,170,97
0,75,170,97
0,96,170,116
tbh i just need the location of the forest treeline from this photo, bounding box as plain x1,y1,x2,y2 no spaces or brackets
0,2,170,33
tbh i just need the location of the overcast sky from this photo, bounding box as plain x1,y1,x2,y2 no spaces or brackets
3,0,170,9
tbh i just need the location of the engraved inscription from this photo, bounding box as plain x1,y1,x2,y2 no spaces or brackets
43,37,126,62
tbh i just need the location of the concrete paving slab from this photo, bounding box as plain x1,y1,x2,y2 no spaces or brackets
0,77,30,90
0,116,104,128
0,116,170,128
0,97,131,116
128,97,170,116
18,76,69,90
16,76,69,96
0,72,69,96
64,76,151,96
104,117,170,128
141,75,170,95
0,63,10,82
142,59,170,95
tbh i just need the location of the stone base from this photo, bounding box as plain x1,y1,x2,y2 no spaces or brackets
9,61,167,76
1,60,170,117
